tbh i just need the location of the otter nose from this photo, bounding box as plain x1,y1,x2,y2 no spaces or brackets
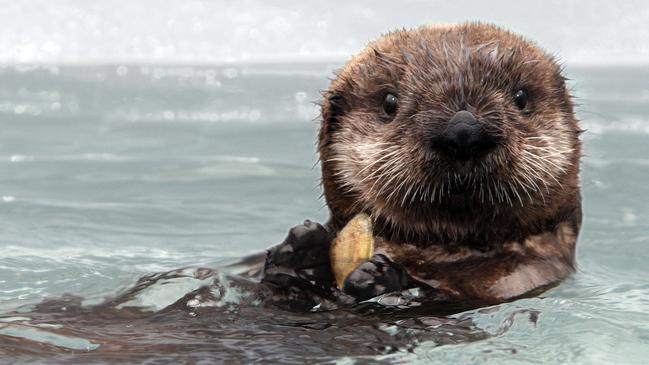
432,111,496,160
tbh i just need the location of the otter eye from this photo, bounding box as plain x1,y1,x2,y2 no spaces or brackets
514,89,528,110
382,93,398,116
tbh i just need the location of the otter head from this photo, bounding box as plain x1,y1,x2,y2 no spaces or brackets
319,23,582,246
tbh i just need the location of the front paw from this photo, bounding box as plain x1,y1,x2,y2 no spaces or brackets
342,253,412,301
262,220,335,291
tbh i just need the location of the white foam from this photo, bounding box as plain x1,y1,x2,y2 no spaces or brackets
4,154,261,163
582,118,649,135
7,153,127,163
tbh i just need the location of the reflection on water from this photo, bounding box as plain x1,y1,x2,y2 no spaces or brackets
0,266,496,362
1,64,649,363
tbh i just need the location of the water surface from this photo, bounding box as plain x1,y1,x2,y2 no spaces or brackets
0,64,648,363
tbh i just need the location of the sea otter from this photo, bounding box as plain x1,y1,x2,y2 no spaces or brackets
262,23,582,310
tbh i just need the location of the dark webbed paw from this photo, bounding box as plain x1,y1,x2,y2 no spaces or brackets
262,221,416,307
342,253,412,301
262,220,335,293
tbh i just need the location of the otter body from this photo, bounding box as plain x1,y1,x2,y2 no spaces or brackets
263,23,581,309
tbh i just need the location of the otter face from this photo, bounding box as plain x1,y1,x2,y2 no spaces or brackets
319,23,581,244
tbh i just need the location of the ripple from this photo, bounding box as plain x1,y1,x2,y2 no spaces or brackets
4,154,262,164
0,323,100,351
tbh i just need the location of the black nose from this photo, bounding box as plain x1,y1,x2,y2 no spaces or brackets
431,111,496,160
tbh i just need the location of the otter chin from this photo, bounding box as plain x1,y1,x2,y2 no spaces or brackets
316,23,582,303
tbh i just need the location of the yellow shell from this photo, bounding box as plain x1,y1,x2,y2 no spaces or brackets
330,213,375,289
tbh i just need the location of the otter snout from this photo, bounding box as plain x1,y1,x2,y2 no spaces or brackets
431,111,498,160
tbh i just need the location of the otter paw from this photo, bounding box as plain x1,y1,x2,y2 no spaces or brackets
262,220,335,291
342,253,412,301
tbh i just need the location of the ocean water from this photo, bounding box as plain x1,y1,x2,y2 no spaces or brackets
0,63,648,363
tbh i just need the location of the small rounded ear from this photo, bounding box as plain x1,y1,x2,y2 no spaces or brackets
320,90,348,138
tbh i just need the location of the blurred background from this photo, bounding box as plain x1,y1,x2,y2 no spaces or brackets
0,1,648,363
1,0,648,65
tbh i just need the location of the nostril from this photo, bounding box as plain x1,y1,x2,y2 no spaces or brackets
446,140,459,154
467,140,480,154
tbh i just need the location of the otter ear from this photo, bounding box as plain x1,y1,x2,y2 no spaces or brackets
321,90,348,135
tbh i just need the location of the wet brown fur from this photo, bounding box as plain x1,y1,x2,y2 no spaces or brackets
318,23,582,303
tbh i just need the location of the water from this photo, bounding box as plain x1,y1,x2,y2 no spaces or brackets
0,63,648,363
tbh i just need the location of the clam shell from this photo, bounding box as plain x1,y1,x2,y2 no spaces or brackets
330,213,375,289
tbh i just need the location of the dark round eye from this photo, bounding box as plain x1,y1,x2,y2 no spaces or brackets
382,93,398,115
514,89,528,110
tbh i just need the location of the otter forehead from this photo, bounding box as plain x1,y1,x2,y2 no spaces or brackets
334,24,563,104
